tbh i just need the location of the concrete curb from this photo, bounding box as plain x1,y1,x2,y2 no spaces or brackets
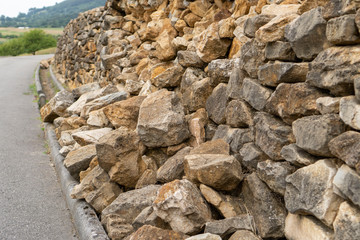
36,64,109,240
49,64,65,92
34,64,46,108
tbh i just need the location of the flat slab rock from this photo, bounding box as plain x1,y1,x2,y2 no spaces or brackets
204,216,254,238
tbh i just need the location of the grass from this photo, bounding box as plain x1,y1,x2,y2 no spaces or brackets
20,47,57,56
0,27,63,37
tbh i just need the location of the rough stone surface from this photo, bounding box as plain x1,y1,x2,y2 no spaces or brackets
72,82,101,98
64,144,97,180
316,97,341,115
326,14,360,45
149,62,184,88
333,164,360,207
204,216,254,238
226,100,254,127
239,142,268,171
280,144,317,166
208,59,234,86
244,14,275,38
239,39,266,78
339,96,360,130
228,230,261,240
226,67,245,100
206,83,228,125
137,89,190,147
292,114,346,157
185,233,221,240
177,50,206,68
153,179,212,235
240,78,273,111
184,154,243,191
40,90,75,122
333,201,360,240
189,139,230,155
87,109,110,127
285,160,343,226
265,41,296,61
126,225,186,240
72,128,113,146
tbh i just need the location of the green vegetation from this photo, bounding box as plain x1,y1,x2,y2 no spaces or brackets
0,0,106,28
0,29,57,56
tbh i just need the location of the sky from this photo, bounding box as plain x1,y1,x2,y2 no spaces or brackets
0,0,65,17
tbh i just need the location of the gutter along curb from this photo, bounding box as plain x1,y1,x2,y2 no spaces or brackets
36,64,109,240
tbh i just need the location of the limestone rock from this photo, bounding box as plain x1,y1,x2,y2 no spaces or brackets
102,216,134,240
228,230,261,240
186,233,221,240
297,0,328,15
226,100,254,128
265,83,326,124
333,164,360,207
137,89,190,147
261,4,300,15
292,114,346,157
72,128,113,146
212,125,254,153
241,173,287,238
187,109,208,147
40,90,75,122
182,75,212,113
200,184,243,218
285,213,334,240
227,67,245,100
132,206,169,231
206,83,228,125
284,7,330,60
156,147,192,183
355,77,360,101
127,225,185,240
339,96,360,130
326,14,360,45
239,142,269,171
333,201,360,240
257,160,296,196
239,39,266,78
153,179,212,235
306,46,360,96
204,216,254,238
265,41,296,61
316,97,341,115
72,82,101,98
87,109,110,127
189,139,230,155
258,62,309,87
208,59,234,86
150,62,184,88
177,51,206,68
184,154,243,191
280,144,317,166
244,14,275,38
285,159,343,226
240,78,273,111
64,144,97,180
254,112,295,160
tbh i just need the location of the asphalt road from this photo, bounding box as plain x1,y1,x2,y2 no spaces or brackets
0,55,78,239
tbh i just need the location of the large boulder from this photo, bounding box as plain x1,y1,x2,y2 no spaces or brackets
137,89,190,147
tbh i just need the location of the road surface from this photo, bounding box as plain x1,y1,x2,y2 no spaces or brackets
0,55,78,239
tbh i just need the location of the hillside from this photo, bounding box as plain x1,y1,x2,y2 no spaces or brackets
0,0,106,28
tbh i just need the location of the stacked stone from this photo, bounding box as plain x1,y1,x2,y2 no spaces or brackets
44,0,360,239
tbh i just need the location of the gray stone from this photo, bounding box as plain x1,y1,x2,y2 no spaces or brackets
265,41,296,61
204,216,254,238
285,7,330,60
333,164,360,207
206,83,228,125
189,139,230,155
240,39,266,78
132,206,169,231
307,46,360,96
72,128,113,146
355,77,360,101
257,160,296,196
150,62,185,88
137,89,190,147
226,100,254,128
254,112,295,160
292,114,346,157
244,14,275,38
326,14,360,45
72,82,101,98
285,160,343,226
184,154,243,191
208,59,234,86
241,173,287,238
153,179,212,235
280,144,317,166
226,66,245,100
316,97,341,114
333,201,360,240
212,125,254,153
258,62,309,87
228,230,261,240
240,78,273,111
177,50,206,68
182,76,212,114
40,90,75,122
239,143,269,172
339,96,360,130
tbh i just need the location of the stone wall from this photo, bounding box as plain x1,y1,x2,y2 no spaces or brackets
47,0,360,239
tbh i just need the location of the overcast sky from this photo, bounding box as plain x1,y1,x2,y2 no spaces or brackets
0,0,65,17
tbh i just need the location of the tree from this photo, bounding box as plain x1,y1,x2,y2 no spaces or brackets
22,29,57,55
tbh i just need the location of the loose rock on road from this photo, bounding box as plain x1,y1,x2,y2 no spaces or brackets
0,55,77,239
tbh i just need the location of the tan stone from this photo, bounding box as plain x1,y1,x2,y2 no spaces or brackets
72,128,113,146
154,31,177,61
150,62,184,88
40,90,75,122
87,109,110,128
64,144,97,180
261,4,301,15
232,0,251,18
298,0,328,15
187,109,208,147
126,225,186,240
189,0,212,17
219,17,236,38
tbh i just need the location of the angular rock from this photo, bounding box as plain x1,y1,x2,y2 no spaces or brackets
64,145,97,180
102,216,134,240
285,159,343,226
226,67,245,100
339,96,360,130
355,77,360,101
240,78,273,111
132,206,168,231
182,75,212,113
72,128,113,146
280,144,317,166
292,114,346,157
297,0,328,15
284,7,330,60
265,83,326,124
135,169,157,189
204,216,254,239
212,125,254,153
187,109,208,147
205,83,228,125
177,50,206,68
87,109,109,127
208,59,233,86
184,154,243,191
285,213,334,240
72,82,101,98
150,62,184,88
257,160,296,196
241,173,287,238
40,90,75,122
200,184,243,218
333,201,360,240
254,112,295,160
326,14,360,45
126,225,185,240
229,230,261,240
265,41,296,61
156,147,192,183
333,164,360,207
316,97,340,115
329,131,360,171
306,46,360,96
189,139,230,155
244,14,275,38
258,62,309,87
261,4,300,15
137,89,190,147
153,179,212,235
186,233,221,240
239,143,268,171
239,39,266,78
226,100,254,127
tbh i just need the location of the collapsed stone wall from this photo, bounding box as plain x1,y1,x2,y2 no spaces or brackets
46,0,360,239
